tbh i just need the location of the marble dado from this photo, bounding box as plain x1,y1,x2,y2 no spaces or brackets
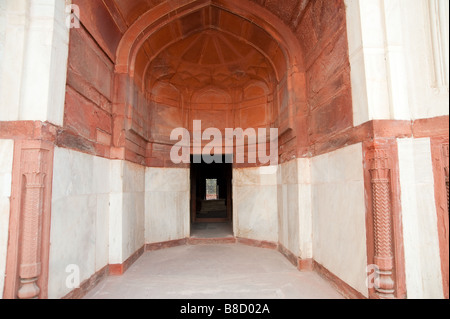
145,167,190,244
0,140,14,299
13,140,444,300
49,147,146,299
398,138,444,299
232,159,312,258
311,143,368,298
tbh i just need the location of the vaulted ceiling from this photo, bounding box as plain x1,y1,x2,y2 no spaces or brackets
102,0,310,33
73,0,311,66
146,29,275,90
73,0,311,95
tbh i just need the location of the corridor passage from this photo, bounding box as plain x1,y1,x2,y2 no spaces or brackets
84,244,344,299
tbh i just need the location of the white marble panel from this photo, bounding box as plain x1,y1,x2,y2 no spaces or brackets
122,191,145,259
280,160,298,185
0,139,13,299
49,194,97,299
312,181,367,296
145,168,190,244
298,183,312,259
233,183,278,243
49,148,111,298
311,143,368,297
312,143,364,184
297,158,311,184
145,191,190,243
145,167,190,192
123,161,145,193
398,138,444,299
108,192,123,264
52,148,95,201
286,183,300,255
109,161,146,263
95,194,110,271
0,140,13,197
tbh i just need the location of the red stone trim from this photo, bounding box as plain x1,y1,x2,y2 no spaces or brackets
188,237,237,245
277,243,313,272
412,116,449,139
298,258,314,272
145,238,188,251
2,117,447,169
310,116,448,158
0,121,57,141
109,246,145,276
278,244,298,268
430,137,449,299
236,237,278,250
313,261,367,299
62,266,109,300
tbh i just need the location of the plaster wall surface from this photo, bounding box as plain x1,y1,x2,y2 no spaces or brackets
145,167,190,244
400,0,449,120
0,139,13,299
397,138,444,299
233,167,278,243
311,143,368,297
346,0,449,125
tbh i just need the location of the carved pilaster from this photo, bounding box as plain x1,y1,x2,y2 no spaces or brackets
16,148,49,299
368,147,395,299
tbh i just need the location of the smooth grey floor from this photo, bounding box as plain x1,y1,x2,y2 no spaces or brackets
84,244,344,299
190,223,234,238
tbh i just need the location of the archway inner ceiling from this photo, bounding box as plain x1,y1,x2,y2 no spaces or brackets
123,4,292,146
130,5,288,92
146,29,275,91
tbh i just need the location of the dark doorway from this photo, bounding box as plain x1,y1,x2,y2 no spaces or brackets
190,155,233,224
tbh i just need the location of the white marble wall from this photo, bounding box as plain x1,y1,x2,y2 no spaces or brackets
49,147,111,299
345,0,449,125
277,159,313,259
397,138,444,299
0,140,14,299
233,167,278,243
0,0,69,125
49,148,146,298
399,0,449,120
110,161,145,264
311,143,368,297
145,168,190,244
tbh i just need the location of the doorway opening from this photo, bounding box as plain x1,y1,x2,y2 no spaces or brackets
190,155,233,238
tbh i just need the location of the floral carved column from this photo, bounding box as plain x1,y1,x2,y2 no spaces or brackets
17,148,48,299
4,140,54,299
368,147,395,299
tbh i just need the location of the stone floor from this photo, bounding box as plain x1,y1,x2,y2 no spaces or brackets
83,244,344,299
190,222,234,239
